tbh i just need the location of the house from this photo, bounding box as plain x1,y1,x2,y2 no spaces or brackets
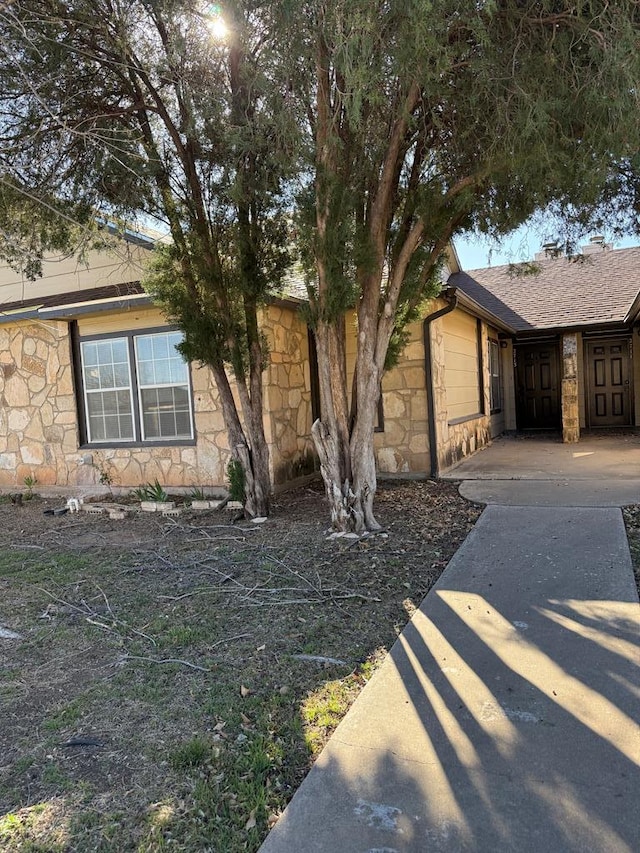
448,238,640,448
0,235,638,492
0,237,316,490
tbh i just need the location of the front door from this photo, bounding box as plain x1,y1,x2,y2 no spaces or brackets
516,343,561,429
586,338,632,427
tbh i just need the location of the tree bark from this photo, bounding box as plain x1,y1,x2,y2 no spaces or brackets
311,307,385,533
212,363,270,518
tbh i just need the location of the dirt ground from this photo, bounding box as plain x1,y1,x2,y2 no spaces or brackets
0,480,481,852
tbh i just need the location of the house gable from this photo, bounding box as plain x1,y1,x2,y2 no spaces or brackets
449,245,640,333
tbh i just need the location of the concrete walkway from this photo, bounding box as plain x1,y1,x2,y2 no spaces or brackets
260,503,640,852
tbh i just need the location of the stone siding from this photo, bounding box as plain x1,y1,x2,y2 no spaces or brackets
561,332,580,443
262,303,318,486
375,321,429,474
0,304,318,491
0,320,78,486
344,312,431,475
0,317,229,489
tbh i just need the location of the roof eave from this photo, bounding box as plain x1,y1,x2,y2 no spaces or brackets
448,286,517,335
624,291,640,326
514,319,632,336
38,294,153,319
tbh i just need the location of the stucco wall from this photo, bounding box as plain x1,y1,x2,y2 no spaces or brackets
0,244,149,306
442,310,481,420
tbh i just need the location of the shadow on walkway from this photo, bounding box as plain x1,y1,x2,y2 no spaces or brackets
260,506,640,852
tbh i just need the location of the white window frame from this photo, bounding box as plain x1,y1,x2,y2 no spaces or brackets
134,331,194,442
79,329,194,445
81,337,136,444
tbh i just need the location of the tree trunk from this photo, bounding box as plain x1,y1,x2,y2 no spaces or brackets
212,363,270,518
349,358,382,532
311,315,383,533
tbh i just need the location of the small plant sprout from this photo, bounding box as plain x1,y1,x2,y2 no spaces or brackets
189,486,207,502
93,458,114,490
131,480,169,502
23,474,37,500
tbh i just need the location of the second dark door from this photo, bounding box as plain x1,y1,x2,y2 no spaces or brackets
516,343,561,429
586,338,632,427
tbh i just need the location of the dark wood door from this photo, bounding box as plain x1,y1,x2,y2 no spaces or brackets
516,343,560,429
586,338,632,427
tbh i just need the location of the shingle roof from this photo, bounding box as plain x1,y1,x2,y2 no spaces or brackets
449,246,640,332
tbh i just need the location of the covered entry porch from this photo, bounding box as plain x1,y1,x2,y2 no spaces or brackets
511,331,640,442
441,432,640,506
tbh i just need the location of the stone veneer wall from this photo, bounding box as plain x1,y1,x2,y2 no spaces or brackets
375,320,429,474
0,315,230,489
344,312,431,475
0,304,319,491
0,320,78,486
561,332,580,443
261,303,317,487
431,302,493,472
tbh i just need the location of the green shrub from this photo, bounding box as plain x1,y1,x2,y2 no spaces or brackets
227,460,246,503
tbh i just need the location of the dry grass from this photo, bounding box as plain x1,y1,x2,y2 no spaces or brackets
0,481,480,852
621,505,640,597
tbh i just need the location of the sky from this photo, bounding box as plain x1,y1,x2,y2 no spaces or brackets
454,225,640,272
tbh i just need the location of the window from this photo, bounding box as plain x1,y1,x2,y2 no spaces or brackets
80,330,194,444
488,339,502,413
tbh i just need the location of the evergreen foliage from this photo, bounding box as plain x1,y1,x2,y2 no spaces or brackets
0,0,639,528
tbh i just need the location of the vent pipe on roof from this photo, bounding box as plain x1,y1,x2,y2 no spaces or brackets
534,241,560,261
581,235,611,255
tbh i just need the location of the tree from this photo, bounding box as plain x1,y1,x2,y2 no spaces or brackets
286,0,640,531
0,0,295,517
2,2,639,534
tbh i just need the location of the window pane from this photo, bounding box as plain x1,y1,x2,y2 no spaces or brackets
136,332,188,388
86,390,134,441
113,361,131,387
153,359,173,385
84,367,100,391
83,342,98,366
137,360,156,386
135,336,153,361
111,339,129,363
99,363,115,390
140,386,191,439
81,337,134,442
152,334,170,360
82,338,130,390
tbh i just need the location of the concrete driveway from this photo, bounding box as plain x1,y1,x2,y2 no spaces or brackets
441,433,640,506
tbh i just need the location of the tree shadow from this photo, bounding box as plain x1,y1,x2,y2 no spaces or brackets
260,514,640,852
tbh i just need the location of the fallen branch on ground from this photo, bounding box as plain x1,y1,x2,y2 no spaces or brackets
292,654,348,666
117,654,212,673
